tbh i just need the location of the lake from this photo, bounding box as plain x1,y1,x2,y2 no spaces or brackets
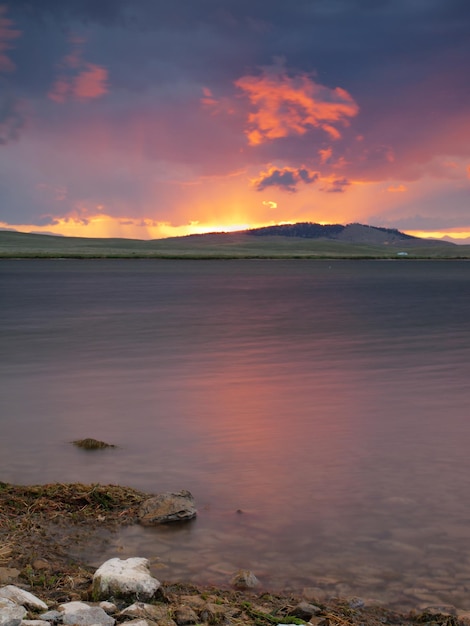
1,259,470,610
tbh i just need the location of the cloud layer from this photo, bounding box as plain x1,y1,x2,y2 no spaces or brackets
0,0,469,240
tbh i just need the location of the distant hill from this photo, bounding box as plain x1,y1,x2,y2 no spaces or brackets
0,222,464,259
244,222,433,245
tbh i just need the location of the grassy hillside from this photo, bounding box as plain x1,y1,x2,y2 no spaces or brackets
0,229,468,259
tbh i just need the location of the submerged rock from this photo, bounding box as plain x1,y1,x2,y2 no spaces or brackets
92,558,160,601
230,569,259,589
72,438,116,450
138,490,197,525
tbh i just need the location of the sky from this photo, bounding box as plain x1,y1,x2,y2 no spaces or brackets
0,0,469,241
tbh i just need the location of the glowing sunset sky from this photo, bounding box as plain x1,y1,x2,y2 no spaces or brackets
0,0,469,241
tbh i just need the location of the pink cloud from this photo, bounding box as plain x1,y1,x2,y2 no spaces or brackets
73,64,108,100
50,63,108,103
0,5,20,73
48,79,70,104
49,37,108,103
234,64,359,145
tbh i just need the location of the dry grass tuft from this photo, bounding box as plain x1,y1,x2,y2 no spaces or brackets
0,541,12,563
0,481,149,579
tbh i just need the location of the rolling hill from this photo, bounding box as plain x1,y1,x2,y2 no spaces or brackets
0,222,466,259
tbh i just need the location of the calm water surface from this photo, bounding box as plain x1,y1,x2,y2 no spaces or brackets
1,259,470,609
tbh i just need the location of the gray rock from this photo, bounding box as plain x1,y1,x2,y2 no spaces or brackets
173,605,198,625
119,602,169,621
21,622,50,626
177,595,206,610
154,619,177,626
0,568,20,585
121,618,160,626
291,601,322,619
0,597,26,626
199,602,230,624
38,610,62,623
120,621,156,626
421,605,458,617
92,558,160,601
307,618,328,626
230,569,259,589
32,560,51,571
138,490,197,525
0,585,48,611
348,597,365,609
59,600,115,626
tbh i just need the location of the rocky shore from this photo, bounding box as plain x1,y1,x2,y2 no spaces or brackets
0,481,468,626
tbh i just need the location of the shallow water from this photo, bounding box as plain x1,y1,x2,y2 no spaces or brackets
1,259,470,609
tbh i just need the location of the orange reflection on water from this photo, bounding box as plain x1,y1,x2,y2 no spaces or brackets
184,334,366,522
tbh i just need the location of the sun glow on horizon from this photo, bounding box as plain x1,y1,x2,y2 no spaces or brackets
405,229,470,242
0,215,273,240
3,215,470,243
3,212,470,244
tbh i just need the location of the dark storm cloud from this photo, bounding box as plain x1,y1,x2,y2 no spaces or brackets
0,93,26,144
254,167,319,192
5,0,470,107
4,0,126,25
322,178,351,193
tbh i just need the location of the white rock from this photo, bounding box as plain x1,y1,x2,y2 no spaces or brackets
0,597,26,626
0,585,48,611
21,621,50,626
92,558,160,601
59,600,115,626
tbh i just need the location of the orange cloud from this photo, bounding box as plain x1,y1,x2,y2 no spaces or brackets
201,87,218,108
49,37,108,103
319,147,333,163
0,5,20,72
0,212,256,240
235,64,359,145
387,184,407,193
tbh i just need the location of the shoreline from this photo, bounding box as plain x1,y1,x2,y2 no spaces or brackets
2,254,470,260
0,481,468,625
